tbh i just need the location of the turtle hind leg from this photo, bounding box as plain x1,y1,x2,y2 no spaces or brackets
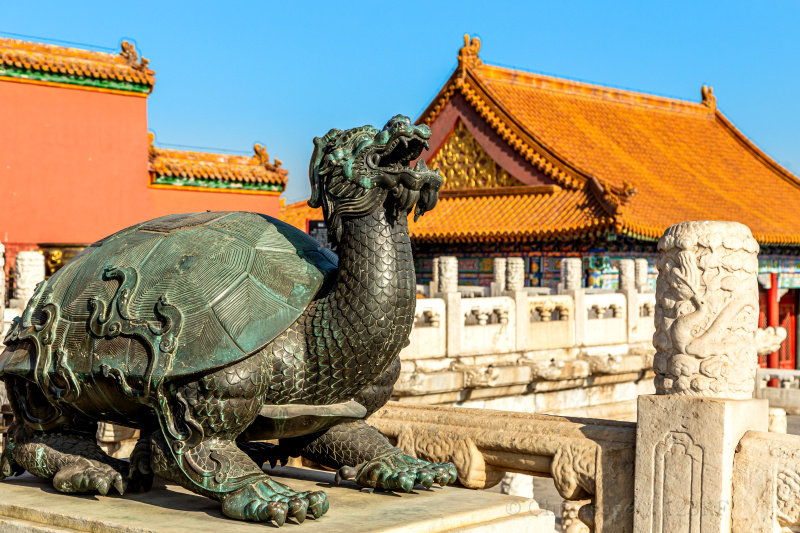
1,376,132,496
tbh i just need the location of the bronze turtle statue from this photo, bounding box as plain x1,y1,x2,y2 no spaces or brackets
0,115,454,526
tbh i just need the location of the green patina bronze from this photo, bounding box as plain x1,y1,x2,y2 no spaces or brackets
0,116,454,527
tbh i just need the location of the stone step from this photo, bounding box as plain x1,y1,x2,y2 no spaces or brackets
0,466,555,532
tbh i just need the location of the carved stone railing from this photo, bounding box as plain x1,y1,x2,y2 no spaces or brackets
733,431,800,531
369,402,635,533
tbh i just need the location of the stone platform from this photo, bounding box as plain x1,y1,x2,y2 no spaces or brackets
0,466,555,532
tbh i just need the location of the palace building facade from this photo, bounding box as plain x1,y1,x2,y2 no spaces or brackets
1,37,287,277
282,35,800,370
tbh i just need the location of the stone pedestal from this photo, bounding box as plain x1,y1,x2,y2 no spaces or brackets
634,395,767,532
0,467,555,532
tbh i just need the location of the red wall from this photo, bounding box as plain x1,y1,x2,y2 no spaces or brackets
0,79,280,250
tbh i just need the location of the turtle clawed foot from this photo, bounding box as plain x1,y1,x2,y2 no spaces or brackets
53,462,127,496
221,475,328,526
355,452,458,492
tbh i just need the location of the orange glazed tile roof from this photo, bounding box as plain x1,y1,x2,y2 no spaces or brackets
149,138,288,192
280,185,612,242
419,35,800,246
0,38,155,93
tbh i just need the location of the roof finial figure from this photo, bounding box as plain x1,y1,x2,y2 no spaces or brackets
253,143,270,165
120,41,150,71
458,34,482,71
701,85,716,111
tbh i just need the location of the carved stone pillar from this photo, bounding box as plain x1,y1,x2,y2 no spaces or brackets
560,257,583,291
493,257,506,288
562,500,591,533
14,251,45,306
617,259,635,292
635,221,768,533
652,221,759,398
437,256,458,295
635,258,649,292
506,257,525,292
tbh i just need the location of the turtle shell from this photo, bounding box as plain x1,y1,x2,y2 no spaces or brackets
2,212,336,380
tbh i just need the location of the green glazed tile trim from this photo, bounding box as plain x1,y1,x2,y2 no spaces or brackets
0,66,151,93
154,175,285,192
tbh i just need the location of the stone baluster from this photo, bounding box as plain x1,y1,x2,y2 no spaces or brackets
634,258,649,292
560,257,583,292
617,259,637,342
14,251,45,306
436,256,461,357
505,257,525,292
634,221,768,533
437,256,458,295
560,257,585,347
429,257,440,298
505,257,528,351
617,259,635,292
490,257,506,297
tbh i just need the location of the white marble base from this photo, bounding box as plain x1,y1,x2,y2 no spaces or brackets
0,466,555,532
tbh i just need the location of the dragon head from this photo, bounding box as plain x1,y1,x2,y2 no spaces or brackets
308,115,443,243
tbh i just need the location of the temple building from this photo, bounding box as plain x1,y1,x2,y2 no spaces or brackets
1,37,287,277
282,34,800,370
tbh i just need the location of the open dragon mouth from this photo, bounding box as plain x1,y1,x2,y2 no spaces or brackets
378,134,430,169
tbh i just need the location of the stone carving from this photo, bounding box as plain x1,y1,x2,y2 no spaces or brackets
652,221,759,398
506,257,525,291
0,116,456,526
653,431,704,532
639,301,654,317
590,303,621,319
583,353,623,375
428,120,523,190
618,259,635,291
551,442,596,500
756,326,788,356
438,256,458,294
395,426,503,489
96,423,139,459
562,500,592,533
465,302,510,326
530,297,571,322
635,258,649,292
13,251,45,305
561,257,583,290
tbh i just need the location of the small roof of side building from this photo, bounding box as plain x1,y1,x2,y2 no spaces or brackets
0,37,155,94
149,136,288,194
413,35,800,246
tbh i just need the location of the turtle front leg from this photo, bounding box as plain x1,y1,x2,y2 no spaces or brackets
286,420,457,492
150,431,327,526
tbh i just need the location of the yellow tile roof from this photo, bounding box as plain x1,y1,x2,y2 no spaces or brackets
0,38,155,91
280,185,611,242
149,136,288,188
419,35,800,245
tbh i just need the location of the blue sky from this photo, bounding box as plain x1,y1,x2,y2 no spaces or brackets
3,1,798,203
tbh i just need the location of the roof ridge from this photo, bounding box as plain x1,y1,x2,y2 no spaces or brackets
475,63,711,116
